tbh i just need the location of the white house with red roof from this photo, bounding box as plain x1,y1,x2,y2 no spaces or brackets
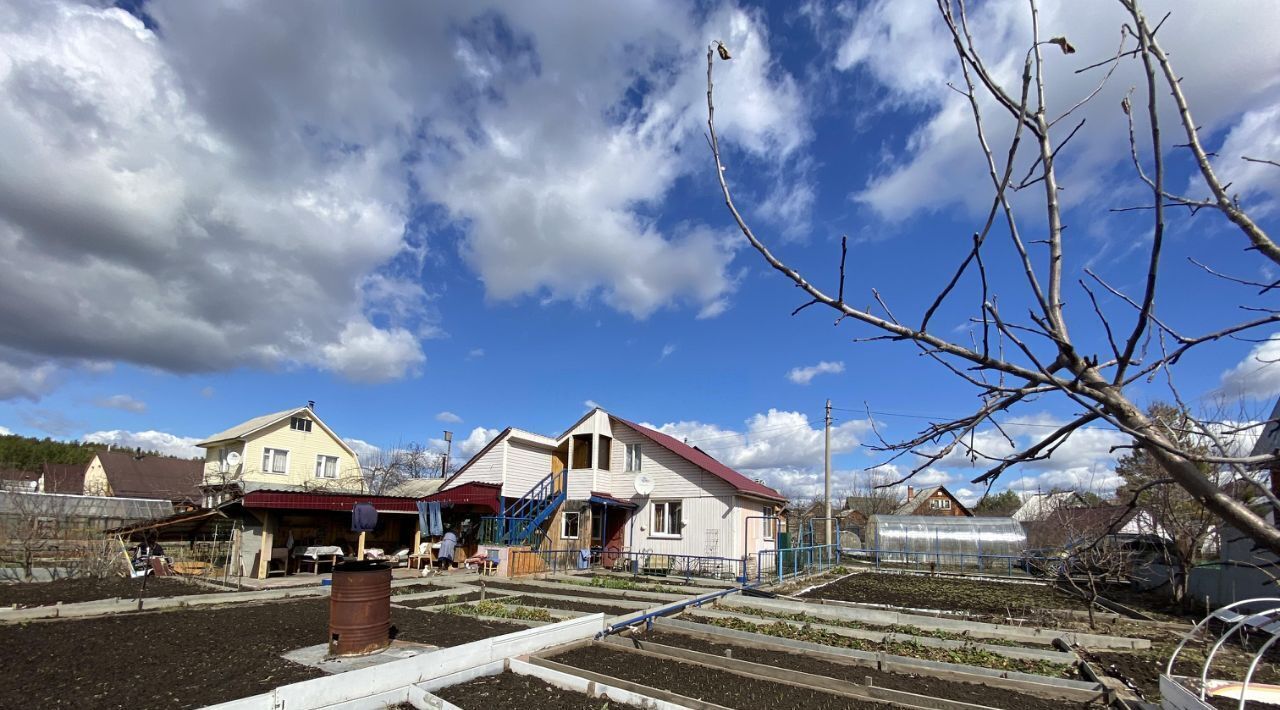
432,408,787,564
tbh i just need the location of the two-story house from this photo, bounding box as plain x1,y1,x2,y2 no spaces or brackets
893,485,973,517
430,408,787,570
196,403,362,506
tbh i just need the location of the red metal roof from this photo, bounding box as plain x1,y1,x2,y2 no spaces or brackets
421,482,502,513
611,416,786,502
240,490,420,513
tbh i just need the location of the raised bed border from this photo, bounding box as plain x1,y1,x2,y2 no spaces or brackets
654,616,1105,703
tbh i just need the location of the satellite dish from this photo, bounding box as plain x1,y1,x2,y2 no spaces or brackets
226,452,241,467
634,473,655,496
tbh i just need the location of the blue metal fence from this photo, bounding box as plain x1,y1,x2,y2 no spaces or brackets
756,543,841,584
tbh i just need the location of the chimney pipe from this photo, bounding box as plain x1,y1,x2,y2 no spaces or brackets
308,400,316,410
907,485,915,501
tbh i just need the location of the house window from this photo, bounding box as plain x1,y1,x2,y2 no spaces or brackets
290,416,312,432
625,443,642,472
929,498,952,510
651,500,682,537
218,447,230,472
591,511,603,541
763,506,777,540
262,448,289,474
315,455,339,479
562,511,581,540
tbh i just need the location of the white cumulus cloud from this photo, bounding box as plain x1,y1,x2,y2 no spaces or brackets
83,429,202,458
786,360,845,385
435,411,463,424
1220,337,1280,400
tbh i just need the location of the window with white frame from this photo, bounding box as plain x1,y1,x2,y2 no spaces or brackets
763,506,777,540
929,497,952,510
262,448,289,474
651,500,682,537
561,511,581,540
290,416,312,432
625,443,642,472
315,455,339,479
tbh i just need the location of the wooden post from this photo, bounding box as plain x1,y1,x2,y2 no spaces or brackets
412,528,422,562
357,531,366,560
256,512,273,580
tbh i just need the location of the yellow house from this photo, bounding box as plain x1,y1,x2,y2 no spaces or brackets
197,404,362,504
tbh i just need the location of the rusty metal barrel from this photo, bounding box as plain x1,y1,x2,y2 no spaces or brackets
328,560,392,656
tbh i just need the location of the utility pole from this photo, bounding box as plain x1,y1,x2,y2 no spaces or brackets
824,399,832,547
442,431,453,478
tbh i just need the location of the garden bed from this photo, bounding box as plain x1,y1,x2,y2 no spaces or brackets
0,576,222,608
0,598,526,708
700,616,1070,677
1088,640,1280,704
547,644,885,709
800,572,1088,616
512,596,636,616
633,630,1091,710
399,591,488,607
389,583,451,596
434,671,623,709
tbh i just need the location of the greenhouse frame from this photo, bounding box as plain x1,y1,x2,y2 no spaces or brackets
857,514,1029,573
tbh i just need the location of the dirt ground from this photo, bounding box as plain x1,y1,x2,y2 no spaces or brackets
1088,638,1280,704
800,572,1091,615
548,644,887,709
0,576,221,608
398,590,488,607
389,583,450,596
633,630,1095,709
435,672,617,709
0,598,525,709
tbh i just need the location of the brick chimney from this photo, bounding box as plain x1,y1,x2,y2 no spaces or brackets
907,485,915,501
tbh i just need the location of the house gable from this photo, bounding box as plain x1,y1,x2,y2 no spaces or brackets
200,407,360,492
896,485,972,516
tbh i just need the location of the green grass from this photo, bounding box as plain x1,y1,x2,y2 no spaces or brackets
438,599,554,622
561,576,671,594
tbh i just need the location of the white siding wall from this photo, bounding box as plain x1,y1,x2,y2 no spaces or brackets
565,470,594,500
447,436,506,487
502,440,553,499
608,421,741,559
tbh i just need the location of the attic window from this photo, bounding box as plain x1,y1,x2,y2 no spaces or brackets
291,417,313,432
929,498,952,510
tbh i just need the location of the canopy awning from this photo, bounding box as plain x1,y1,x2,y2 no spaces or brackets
589,492,637,509
107,508,226,536
421,482,502,513
239,490,420,513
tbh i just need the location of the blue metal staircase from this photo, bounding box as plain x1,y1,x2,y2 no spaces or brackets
483,470,566,549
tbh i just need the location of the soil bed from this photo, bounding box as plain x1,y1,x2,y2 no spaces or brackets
390,583,450,596
634,630,1092,709
699,616,1070,677
399,591,488,607
548,644,884,709
480,580,661,603
0,576,222,608
1088,638,1280,704
801,572,1088,616
435,671,617,709
0,598,525,709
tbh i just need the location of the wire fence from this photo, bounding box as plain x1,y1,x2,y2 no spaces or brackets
840,547,1051,578
509,547,747,582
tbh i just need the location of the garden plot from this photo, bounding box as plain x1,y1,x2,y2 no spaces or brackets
0,598,527,709
433,669,663,710
0,575,221,608
470,577,688,603
799,571,1091,617
540,643,888,709
628,628,1098,710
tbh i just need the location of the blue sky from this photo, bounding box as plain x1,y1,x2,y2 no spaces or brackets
1,0,1278,503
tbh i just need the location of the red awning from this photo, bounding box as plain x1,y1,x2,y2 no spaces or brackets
240,490,420,513
421,482,502,513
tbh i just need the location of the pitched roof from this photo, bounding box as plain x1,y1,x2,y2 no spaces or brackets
893,485,972,516
42,463,86,494
1011,491,1087,522
197,406,358,459
198,407,300,446
611,416,786,502
94,450,202,502
1250,396,1280,458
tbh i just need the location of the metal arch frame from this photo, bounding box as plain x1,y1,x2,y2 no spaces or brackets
1165,597,1280,703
